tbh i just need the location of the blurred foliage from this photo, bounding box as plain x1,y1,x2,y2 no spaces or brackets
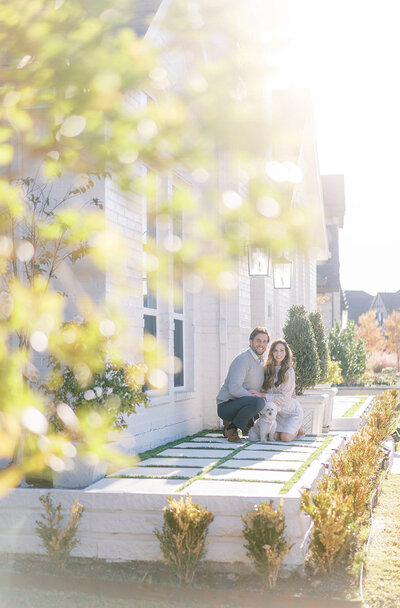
0,0,317,490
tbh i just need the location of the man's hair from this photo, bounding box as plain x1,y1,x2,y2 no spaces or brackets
249,326,270,342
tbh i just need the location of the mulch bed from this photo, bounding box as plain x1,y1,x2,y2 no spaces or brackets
0,555,361,608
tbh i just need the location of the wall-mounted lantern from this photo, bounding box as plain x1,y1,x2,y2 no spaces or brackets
272,255,292,289
247,247,271,277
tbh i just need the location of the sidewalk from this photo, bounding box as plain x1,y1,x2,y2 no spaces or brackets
389,450,400,473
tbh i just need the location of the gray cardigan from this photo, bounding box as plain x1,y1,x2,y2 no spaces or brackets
216,349,265,404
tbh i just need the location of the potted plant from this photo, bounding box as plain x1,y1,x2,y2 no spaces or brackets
283,305,327,434
46,356,149,488
307,311,337,431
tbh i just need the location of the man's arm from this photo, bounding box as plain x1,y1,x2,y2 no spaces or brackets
226,355,254,398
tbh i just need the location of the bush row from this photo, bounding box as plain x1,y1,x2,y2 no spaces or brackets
300,389,399,574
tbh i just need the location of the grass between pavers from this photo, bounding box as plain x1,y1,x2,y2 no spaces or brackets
137,429,216,461
278,435,334,494
175,442,251,492
217,465,297,471
342,395,369,417
361,473,400,608
129,431,331,492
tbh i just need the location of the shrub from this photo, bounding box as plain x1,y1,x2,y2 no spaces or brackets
47,358,148,432
301,389,399,574
363,389,399,443
309,311,329,383
367,351,397,373
326,358,343,385
242,500,291,589
328,320,368,385
330,431,383,524
283,305,320,394
35,494,85,569
154,495,214,586
301,477,355,574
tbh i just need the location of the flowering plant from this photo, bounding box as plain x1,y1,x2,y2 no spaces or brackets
46,361,149,432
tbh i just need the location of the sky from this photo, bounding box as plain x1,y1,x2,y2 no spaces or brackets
279,0,400,296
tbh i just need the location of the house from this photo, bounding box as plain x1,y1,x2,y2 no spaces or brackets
121,98,329,453
10,1,329,454
317,174,346,333
65,2,330,453
370,290,400,325
344,290,374,324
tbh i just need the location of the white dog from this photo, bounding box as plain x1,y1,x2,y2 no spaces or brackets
248,402,279,442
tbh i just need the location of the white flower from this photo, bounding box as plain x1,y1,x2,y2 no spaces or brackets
94,386,103,398
84,389,96,400
106,387,113,395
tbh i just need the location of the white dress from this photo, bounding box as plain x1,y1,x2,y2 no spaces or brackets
264,366,303,435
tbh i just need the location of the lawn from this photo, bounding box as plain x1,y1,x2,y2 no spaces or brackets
362,473,400,608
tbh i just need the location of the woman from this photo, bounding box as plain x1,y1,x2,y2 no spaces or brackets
250,339,304,442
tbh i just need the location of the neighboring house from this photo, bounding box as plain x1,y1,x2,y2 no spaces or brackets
317,174,346,333
370,290,400,325
344,290,374,324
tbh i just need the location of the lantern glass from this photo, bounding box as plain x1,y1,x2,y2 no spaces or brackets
273,258,292,289
247,247,271,277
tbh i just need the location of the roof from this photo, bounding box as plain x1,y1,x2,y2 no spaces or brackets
321,174,345,227
273,88,329,260
344,290,374,323
127,1,163,37
317,225,340,291
371,290,400,314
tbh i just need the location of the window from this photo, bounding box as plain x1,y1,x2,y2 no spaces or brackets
174,318,184,387
143,171,157,333
144,314,156,337
172,199,184,387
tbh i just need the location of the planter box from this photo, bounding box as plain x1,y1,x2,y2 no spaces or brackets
0,432,345,574
0,458,12,470
331,395,375,431
304,387,338,432
52,458,108,489
297,393,328,434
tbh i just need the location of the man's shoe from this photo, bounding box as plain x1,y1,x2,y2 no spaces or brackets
243,414,259,436
222,420,231,438
226,426,241,443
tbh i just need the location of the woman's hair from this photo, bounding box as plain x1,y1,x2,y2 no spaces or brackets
262,339,294,390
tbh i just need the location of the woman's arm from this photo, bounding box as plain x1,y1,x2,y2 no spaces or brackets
269,368,297,413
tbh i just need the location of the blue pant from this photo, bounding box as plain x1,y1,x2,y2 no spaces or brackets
217,395,265,432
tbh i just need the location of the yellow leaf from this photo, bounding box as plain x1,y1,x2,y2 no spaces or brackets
0,465,23,497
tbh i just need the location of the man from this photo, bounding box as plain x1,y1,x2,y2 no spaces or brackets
216,327,270,442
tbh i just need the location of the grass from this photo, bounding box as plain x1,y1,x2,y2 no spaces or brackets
176,442,249,492
138,430,213,461
342,396,368,417
279,435,334,494
362,473,400,608
116,432,328,492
